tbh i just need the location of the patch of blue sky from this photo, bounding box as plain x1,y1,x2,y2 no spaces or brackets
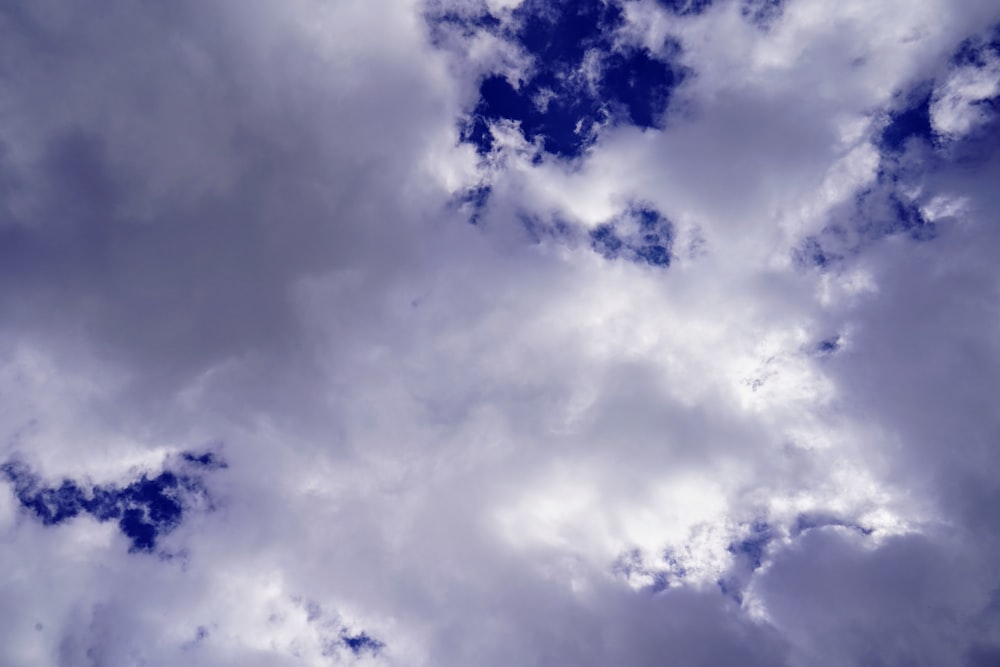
341,631,385,656
445,0,683,158
321,630,386,659
1,457,221,552
883,25,1000,154
880,90,936,153
796,68,978,272
951,23,1000,68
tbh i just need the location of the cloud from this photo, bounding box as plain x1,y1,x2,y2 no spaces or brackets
2,0,1000,665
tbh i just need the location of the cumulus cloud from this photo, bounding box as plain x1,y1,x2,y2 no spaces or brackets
2,0,1000,665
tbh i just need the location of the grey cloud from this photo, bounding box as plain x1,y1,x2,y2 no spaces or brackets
0,0,450,432
3,0,1000,665
759,529,1000,667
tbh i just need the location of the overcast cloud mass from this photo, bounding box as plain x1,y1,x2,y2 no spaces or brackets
2,0,1000,665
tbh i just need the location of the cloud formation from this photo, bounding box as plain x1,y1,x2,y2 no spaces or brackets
1,0,999,665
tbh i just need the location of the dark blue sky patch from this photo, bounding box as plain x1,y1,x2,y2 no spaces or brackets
126,472,184,529
880,91,934,153
601,49,677,128
928,28,1000,159
296,598,386,659
462,77,527,155
14,475,86,526
952,38,989,68
341,631,385,656
466,72,608,157
449,0,683,158
951,23,1000,68
515,0,624,67
986,22,1000,54
476,75,536,127
874,26,1000,161
83,484,126,522
120,507,159,552
1,458,218,553
888,194,937,241
945,35,1000,158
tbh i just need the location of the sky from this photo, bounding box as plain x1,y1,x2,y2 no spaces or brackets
1,0,1000,665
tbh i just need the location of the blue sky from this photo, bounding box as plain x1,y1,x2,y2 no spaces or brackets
1,1,1000,665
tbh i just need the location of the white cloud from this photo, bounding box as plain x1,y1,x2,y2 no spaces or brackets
931,52,1000,139
2,0,1000,665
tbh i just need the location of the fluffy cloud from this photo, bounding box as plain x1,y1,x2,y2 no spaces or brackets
1,0,999,665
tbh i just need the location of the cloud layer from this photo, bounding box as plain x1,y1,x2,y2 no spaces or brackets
1,0,1000,665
